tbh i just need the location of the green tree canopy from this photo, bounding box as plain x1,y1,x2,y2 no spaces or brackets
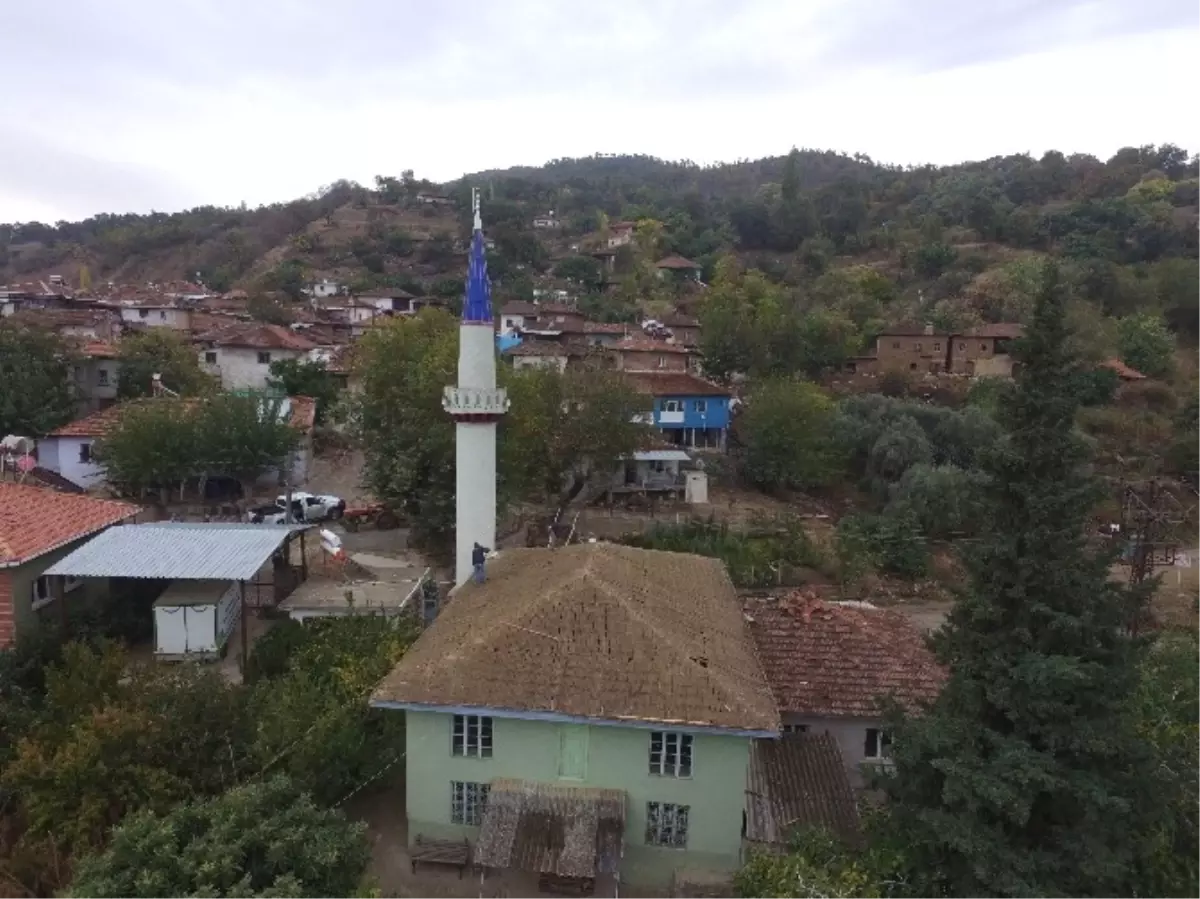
116,329,214,399
267,357,340,424
879,261,1156,896
737,378,839,492
1116,311,1176,378
0,324,77,437
67,776,370,898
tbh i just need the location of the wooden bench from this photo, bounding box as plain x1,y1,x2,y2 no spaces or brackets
537,872,595,896
410,835,471,878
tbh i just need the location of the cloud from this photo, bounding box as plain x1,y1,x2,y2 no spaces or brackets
0,0,1195,222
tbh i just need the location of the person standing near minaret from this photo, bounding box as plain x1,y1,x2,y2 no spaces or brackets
443,188,508,587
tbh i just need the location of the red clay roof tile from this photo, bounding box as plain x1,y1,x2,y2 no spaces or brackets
0,483,140,566
623,372,731,397
745,593,946,718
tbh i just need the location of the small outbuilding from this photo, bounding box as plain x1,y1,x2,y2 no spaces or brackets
153,579,241,660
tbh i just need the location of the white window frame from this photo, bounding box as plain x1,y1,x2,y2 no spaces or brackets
645,801,689,849
450,781,490,826
662,399,681,413
694,399,707,414
31,575,83,611
452,714,493,758
864,728,893,760
649,731,693,778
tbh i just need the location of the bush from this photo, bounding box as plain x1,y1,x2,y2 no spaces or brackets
67,776,370,898
838,510,929,579
243,618,310,684
888,463,987,539
867,417,932,490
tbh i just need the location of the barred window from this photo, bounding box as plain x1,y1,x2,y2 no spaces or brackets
452,715,493,758
645,802,689,848
450,781,490,826
649,731,693,777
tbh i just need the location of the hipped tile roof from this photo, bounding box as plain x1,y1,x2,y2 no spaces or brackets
613,336,694,354
745,593,945,718
372,543,780,732
655,254,700,270
193,322,316,351
623,372,731,397
0,483,140,566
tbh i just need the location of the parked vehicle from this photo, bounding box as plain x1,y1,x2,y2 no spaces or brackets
246,491,346,524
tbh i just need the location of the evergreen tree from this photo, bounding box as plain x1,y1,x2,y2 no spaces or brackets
880,261,1155,896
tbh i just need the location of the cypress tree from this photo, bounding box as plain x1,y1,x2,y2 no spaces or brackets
880,261,1154,896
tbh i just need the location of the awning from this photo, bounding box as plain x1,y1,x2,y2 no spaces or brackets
632,450,691,463
43,522,311,581
474,779,626,879
744,734,861,847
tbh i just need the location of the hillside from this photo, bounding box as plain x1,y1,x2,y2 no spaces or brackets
2,146,1197,345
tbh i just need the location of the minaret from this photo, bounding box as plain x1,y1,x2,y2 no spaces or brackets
443,188,509,586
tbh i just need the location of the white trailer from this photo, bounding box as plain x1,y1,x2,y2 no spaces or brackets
152,579,241,661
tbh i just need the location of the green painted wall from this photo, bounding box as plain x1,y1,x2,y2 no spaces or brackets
10,539,112,639
405,710,750,888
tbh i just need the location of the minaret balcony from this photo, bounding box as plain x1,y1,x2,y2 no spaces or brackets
443,386,510,420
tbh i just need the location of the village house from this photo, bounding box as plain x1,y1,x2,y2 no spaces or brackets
610,336,695,373
660,311,701,347
370,543,780,891
655,255,702,282
744,593,945,789
7,307,121,341
582,320,632,348
497,300,540,335
607,221,636,249
306,278,344,299
111,302,193,330
625,372,732,451
848,322,1024,377
354,288,436,317
532,213,562,229
71,341,120,414
194,322,318,390
0,483,140,646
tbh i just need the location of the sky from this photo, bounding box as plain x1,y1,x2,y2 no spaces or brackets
1,0,1196,224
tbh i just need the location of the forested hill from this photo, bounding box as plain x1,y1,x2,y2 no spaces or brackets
1,145,1196,343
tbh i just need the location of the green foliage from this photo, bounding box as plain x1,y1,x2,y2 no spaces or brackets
879,261,1157,896
1128,632,1199,897
837,509,929,579
242,618,310,684
888,463,987,539
866,417,932,490
262,259,307,301
68,776,370,898
501,365,651,506
622,516,824,588
1116,311,1176,378
116,329,214,399
246,294,294,325
2,641,250,858
737,378,839,491
94,394,300,496
552,254,603,286
0,323,77,437
246,615,418,806
736,828,892,898
267,357,340,424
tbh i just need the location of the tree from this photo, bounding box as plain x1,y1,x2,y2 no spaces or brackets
0,324,77,437
888,463,987,539
866,416,931,490
737,378,839,492
552,254,602,286
67,776,370,898
115,330,213,399
500,366,651,507
1116,311,1175,379
351,309,459,547
246,294,293,326
267,358,340,424
263,260,307,301
879,261,1156,896
196,393,301,496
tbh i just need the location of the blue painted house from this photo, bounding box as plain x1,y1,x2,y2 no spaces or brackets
626,372,731,451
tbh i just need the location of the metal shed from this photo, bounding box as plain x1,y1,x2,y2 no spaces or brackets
44,522,312,668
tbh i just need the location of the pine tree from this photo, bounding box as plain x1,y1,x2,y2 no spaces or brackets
880,261,1155,896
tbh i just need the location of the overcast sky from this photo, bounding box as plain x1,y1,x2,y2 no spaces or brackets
1,0,1196,224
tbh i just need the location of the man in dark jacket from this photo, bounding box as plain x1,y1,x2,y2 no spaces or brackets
472,542,489,584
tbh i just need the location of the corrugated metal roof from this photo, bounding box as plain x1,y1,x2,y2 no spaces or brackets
632,450,691,462
43,522,311,580
744,734,861,846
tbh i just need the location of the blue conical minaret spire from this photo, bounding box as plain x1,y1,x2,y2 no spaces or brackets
462,188,492,323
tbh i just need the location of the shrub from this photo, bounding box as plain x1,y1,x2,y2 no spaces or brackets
838,510,929,580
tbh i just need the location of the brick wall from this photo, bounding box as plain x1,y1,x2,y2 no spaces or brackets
0,570,13,647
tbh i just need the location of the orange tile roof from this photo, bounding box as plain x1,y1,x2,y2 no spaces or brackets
583,321,630,335
745,593,946,718
0,483,140,566
655,254,700,270
49,404,130,438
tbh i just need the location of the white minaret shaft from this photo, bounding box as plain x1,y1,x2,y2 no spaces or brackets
444,187,508,586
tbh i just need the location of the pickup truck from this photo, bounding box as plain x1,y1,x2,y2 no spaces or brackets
246,491,346,524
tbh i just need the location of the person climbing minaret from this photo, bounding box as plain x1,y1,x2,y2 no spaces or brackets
443,188,509,587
